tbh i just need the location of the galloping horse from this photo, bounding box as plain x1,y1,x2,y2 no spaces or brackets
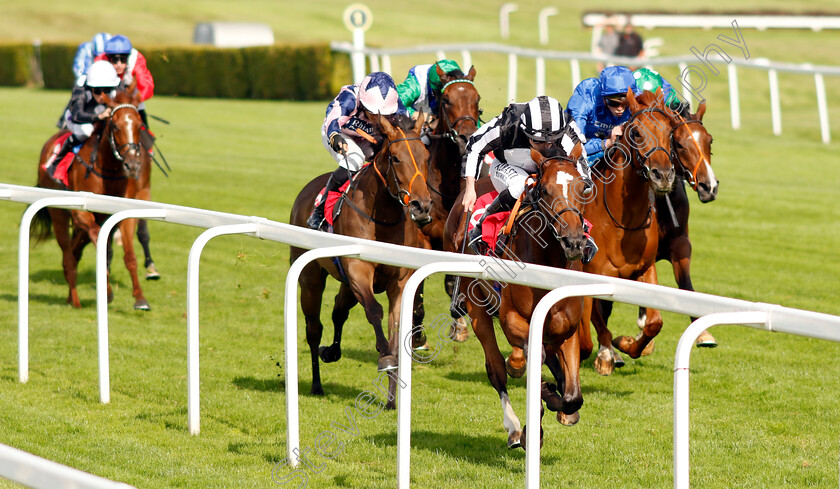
444,142,588,449
578,88,677,375
418,64,480,341
32,90,152,310
289,114,431,408
644,101,720,346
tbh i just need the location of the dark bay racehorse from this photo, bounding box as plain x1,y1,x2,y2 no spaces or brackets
577,88,676,375
418,64,481,341
444,143,588,449
32,90,152,310
645,101,720,347
289,114,431,408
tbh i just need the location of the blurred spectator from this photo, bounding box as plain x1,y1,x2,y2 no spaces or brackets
595,23,619,73
617,22,645,69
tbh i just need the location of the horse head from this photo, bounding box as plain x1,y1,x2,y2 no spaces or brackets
623,87,676,195
102,90,146,180
436,64,480,155
530,141,588,261
668,102,718,202
373,113,433,224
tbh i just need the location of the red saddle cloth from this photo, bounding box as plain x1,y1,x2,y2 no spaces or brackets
468,191,512,253
313,180,353,227
43,133,75,186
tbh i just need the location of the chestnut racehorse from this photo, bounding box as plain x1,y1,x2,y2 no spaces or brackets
445,142,588,449
289,114,431,409
32,89,152,310
578,88,677,375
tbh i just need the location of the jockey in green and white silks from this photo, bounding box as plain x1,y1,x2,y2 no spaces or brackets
632,67,687,114
396,59,463,119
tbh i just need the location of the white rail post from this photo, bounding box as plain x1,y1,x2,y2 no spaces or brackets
284,245,362,466
499,3,518,40
570,58,581,92
96,209,167,404
678,62,691,113
525,284,615,488
17,196,87,384
382,54,392,76
673,311,769,489
508,53,518,103
538,7,558,46
369,54,380,73
435,50,446,61
810,66,831,144
397,261,486,489
727,63,741,130
186,221,262,434
461,50,471,71
536,57,546,96
756,58,782,136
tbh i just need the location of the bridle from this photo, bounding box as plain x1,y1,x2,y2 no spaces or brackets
617,107,673,181
527,155,585,242
669,115,711,191
373,128,427,207
437,79,479,147
107,104,143,163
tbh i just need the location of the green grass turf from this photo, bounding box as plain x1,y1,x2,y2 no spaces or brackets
2,2,840,487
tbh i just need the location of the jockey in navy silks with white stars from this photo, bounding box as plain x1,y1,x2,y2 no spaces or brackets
307,71,409,230
565,65,640,164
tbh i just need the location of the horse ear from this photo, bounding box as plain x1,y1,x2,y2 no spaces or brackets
653,86,665,107
376,113,398,140
694,101,707,121
466,65,476,81
435,63,447,81
530,147,544,167
625,87,641,113
569,141,583,163
413,111,425,134
127,76,137,94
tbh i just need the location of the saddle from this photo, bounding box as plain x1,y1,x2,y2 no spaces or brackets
42,133,77,187
467,191,529,254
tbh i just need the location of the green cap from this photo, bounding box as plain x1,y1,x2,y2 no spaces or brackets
428,59,462,92
634,67,680,107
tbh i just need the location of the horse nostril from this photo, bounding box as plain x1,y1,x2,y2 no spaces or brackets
650,169,661,181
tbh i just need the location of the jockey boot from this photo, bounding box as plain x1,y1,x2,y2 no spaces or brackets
582,218,598,264
307,169,350,230
46,136,75,175
467,188,516,254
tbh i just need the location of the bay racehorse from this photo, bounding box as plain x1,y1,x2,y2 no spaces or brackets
577,88,677,375
289,113,431,409
444,142,589,449
418,64,481,342
32,89,152,310
643,100,720,347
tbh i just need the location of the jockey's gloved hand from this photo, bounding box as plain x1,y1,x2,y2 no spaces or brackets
329,133,345,153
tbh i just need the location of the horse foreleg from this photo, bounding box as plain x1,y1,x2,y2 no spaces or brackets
410,280,428,350
591,298,622,375
579,297,594,360
613,267,663,358
301,265,327,395
136,219,160,279
466,286,521,448
119,219,149,311
319,283,357,364
671,238,717,347
50,209,82,308
346,262,392,372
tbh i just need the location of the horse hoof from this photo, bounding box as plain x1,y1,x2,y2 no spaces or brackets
541,382,564,412
505,355,526,378
557,411,580,426
310,385,324,396
520,424,543,450
318,344,342,363
695,330,718,348
594,349,614,376
507,431,522,449
640,339,655,356
613,350,626,369
145,264,161,281
412,331,428,351
385,399,396,410
377,354,398,372
134,300,151,311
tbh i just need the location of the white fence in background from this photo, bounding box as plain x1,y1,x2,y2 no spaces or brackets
3,183,840,489
331,41,840,144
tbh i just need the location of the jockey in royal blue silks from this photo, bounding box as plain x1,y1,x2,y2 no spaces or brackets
565,65,640,164
306,71,409,230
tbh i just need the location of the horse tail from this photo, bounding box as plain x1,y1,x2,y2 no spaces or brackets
30,206,53,244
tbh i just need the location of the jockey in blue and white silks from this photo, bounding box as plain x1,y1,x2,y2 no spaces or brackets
71,32,112,79
308,72,409,230
565,66,639,163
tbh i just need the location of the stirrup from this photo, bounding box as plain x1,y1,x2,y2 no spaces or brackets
306,212,325,231
466,230,487,255
582,236,598,264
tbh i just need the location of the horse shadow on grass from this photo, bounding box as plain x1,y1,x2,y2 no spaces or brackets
232,376,365,403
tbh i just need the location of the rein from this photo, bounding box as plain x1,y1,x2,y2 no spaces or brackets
525,155,585,240
108,104,143,162
670,116,708,191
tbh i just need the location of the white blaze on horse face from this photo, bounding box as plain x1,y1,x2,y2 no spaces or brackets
705,162,718,189
555,170,574,199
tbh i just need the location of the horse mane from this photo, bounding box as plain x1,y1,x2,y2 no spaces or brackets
113,90,136,105
634,90,659,108
385,113,418,134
